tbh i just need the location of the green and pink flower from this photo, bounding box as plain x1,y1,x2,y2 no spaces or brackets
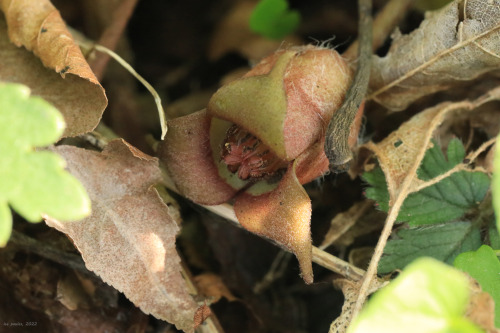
158,45,362,283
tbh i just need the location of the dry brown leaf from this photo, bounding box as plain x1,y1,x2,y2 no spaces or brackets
466,277,500,333
362,99,483,203
193,272,238,303
369,0,500,111
329,279,358,333
0,0,107,137
45,140,199,332
319,200,372,250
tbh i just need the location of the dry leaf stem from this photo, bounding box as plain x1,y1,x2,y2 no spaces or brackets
325,0,372,171
367,22,500,101
8,230,94,277
343,0,415,61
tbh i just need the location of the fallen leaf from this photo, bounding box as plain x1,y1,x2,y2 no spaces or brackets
320,200,373,250
0,0,107,137
369,0,500,111
194,272,238,303
329,279,358,333
45,139,199,332
363,101,457,202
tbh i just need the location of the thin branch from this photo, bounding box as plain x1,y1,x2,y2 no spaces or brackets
8,230,95,278
88,0,139,80
343,0,414,61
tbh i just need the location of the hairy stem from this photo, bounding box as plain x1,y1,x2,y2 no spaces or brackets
325,0,372,172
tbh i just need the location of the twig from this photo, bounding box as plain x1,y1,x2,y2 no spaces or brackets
75,36,168,140
8,230,95,278
88,0,139,80
343,0,414,61
325,0,372,172
253,251,293,293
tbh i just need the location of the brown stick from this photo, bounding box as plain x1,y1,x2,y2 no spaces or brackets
343,0,415,61
89,0,139,80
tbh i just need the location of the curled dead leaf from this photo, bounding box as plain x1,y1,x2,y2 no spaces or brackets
369,0,500,111
45,140,199,332
0,0,107,137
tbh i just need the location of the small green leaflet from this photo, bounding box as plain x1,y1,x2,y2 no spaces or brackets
0,83,90,246
348,258,483,333
364,138,490,226
249,0,300,40
454,245,500,328
378,221,481,274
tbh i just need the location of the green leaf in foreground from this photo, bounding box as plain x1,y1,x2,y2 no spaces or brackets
493,133,500,238
364,139,490,226
378,221,481,274
348,258,483,333
454,245,500,328
249,0,300,40
0,83,90,246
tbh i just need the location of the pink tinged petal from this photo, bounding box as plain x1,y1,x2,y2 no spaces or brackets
283,47,352,159
295,102,365,185
295,139,329,185
157,109,237,205
208,50,297,161
234,163,314,284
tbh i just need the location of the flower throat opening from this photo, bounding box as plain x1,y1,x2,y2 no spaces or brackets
221,125,288,181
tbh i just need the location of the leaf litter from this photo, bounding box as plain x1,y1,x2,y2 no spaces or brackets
0,0,107,137
45,140,199,332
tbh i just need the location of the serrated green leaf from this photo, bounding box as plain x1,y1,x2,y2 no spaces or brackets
454,245,500,328
249,0,300,40
0,83,90,246
364,139,490,226
493,133,500,238
349,258,483,333
378,222,481,274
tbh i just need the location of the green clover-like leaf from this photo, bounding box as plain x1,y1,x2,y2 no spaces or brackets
0,83,90,246
249,0,300,40
349,258,483,333
454,245,500,328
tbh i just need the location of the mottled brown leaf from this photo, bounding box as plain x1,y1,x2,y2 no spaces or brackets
193,272,238,303
45,140,199,332
0,0,106,137
466,277,499,333
369,0,500,111
363,102,455,202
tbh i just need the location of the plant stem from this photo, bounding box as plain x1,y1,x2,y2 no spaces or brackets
324,0,372,172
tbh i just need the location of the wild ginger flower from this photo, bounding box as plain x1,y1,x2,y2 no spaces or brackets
158,45,362,283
